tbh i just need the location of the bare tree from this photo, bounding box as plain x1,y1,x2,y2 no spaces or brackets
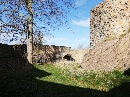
0,0,76,64
23,0,33,64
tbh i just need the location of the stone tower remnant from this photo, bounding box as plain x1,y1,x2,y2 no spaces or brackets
90,0,130,47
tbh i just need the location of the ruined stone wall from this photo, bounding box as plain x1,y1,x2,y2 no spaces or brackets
81,29,130,71
33,45,71,63
33,45,71,55
0,43,27,66
0,43,71,64
0,43,27,58
90,0,130,47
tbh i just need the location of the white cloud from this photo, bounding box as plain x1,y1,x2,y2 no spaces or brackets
51,38,68,41
74,0,87,7
72,18,90,27
75,39,88,42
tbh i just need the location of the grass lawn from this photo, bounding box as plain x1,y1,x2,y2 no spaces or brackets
0,64,130,97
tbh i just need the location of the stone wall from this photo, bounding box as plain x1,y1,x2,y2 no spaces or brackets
0,43,71,65
81,30,130,71
0,43,27,58
90,0,130,47
0,43,27,66
33,45,71,63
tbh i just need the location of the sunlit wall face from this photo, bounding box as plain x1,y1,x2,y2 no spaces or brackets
90,0,130,47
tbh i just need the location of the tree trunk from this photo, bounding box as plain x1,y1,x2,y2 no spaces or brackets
26,0,33,64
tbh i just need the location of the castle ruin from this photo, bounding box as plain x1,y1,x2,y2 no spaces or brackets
0,43,71,65
90,0,130,47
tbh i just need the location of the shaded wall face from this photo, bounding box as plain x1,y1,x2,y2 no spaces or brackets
0,44,27,58
0,44,27,66
90,0,130,47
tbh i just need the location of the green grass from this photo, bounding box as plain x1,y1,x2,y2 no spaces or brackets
34,64,130,96
0,64,130,97
34,64,79,86
63,70,130,91
54,63,130,91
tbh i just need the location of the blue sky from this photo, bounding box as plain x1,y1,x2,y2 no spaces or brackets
0,0,103,49
44,0,104,49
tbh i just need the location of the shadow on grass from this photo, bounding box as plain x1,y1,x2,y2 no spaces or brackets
0,56,130,97
106,68,130,97
124,68,130,76
107,82,130,97
0,59,105,97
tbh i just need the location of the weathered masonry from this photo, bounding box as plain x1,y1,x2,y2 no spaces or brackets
0,43,71,65
90,0,130,47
